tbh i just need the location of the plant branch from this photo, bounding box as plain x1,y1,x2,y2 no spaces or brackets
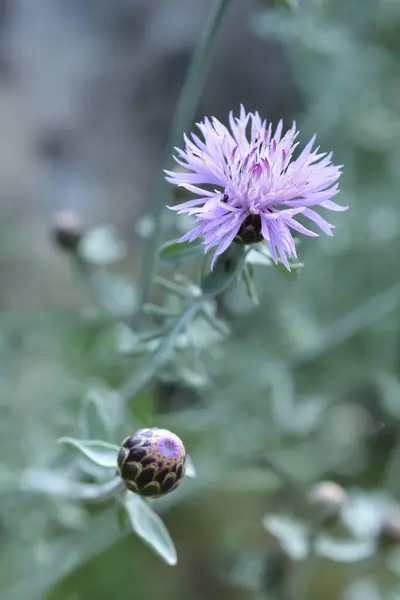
137,0,235,308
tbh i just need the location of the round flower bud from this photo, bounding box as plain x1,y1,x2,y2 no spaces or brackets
309,481,347,516
51,210,83,252
117,428,186,498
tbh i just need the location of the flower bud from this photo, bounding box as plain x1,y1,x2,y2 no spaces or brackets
117,428,186,498
309,481,347,516
51,210,83,252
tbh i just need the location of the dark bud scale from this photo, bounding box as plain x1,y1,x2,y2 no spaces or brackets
117,428,187,498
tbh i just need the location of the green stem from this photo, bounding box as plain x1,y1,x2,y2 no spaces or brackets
137,0,234,308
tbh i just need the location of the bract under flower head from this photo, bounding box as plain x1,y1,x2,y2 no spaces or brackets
165,106,346,269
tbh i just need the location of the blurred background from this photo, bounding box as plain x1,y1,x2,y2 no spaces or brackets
2,0,400,599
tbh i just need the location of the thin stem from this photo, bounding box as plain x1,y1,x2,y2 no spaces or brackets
137,0,234,308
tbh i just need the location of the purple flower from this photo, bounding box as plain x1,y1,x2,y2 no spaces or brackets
165,106,346,269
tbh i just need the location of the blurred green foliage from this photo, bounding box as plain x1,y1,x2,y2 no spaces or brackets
2,1,400,600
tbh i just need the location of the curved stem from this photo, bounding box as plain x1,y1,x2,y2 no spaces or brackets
137,0,235,308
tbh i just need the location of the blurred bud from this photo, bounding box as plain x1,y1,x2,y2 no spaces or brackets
309,481,347,516
379,505,400,549
51,211,83,252
117,427,186,498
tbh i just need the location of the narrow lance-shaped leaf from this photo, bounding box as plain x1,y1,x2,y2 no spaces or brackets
79,390,113,441
58,437,119,469
316,535,376,563
201,244,245,296
123,493,178,565
159,238,205,266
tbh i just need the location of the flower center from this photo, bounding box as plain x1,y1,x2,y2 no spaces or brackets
159,438,180,459
234,214,263,245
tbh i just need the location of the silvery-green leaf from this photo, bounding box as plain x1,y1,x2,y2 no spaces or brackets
123,494,177,565
342,578,381,600
228,552,264,592
262,514,309,560
174,365,209,388
185,455,196,478
341,491,392,538
79,390,112,441
92,273,137,316
142,303,180,317
154,276,190,299
3,506,121,600
21,469,122,501
316,535,376,563
95,323,139,359
58,437,119,469
246,247,273,266
159,238,205,265
79,226,126,265
201,245,245,296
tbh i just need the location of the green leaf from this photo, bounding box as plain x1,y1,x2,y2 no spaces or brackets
119,300,202,402
200,244,245,296
58,437,119,469
185,455,197,478
316,536,376,563
154,276,191,299
91,272,137,316
95,322,138,358
262,514,308,560
79,390,113,441
123,494,178,565
3,506,122,600
246,246,273,267
159,238,205,266
19,469,122,501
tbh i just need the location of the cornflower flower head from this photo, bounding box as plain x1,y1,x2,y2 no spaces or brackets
165,106,346,269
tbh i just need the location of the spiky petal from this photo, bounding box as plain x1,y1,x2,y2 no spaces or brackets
165,106,346,269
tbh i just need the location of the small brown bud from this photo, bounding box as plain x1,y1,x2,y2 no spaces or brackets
51,211,83,251
309,481,347,516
